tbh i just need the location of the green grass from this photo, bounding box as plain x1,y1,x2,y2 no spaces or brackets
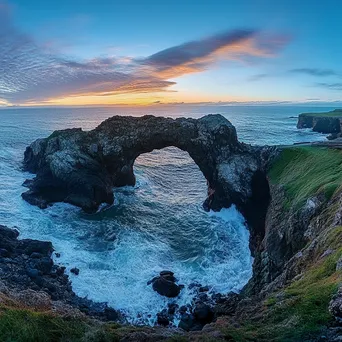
300,109,342,118
0,306,120,342
0,307,84,342
268,146,342,208
322,226,342,251
279,249,342,340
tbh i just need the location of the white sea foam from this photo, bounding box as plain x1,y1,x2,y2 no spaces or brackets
50,205,252,325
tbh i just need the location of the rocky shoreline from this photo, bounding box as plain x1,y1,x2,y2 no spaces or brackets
0,224,120,322
0,222,246,334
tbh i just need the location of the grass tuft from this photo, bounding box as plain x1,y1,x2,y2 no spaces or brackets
269,147,342,208
300,109,342,118
0,306,121,342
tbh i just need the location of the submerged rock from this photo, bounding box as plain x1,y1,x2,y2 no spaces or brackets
167,303,179,315
327,133,342,140
70,267,80,275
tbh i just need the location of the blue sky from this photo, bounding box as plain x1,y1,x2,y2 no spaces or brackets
0,0,341,106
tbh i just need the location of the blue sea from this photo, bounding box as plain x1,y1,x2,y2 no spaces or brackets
0,105,332,324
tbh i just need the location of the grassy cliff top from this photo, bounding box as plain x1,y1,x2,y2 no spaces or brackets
268,146,342,208
299,109,342,118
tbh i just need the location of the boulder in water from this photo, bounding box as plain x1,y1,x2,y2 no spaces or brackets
149,271,182,298
70,267,80,275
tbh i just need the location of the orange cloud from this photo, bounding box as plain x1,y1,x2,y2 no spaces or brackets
141,30,290,79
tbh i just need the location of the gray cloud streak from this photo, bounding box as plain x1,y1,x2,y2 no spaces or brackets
316,82,342,90
290,68,338,77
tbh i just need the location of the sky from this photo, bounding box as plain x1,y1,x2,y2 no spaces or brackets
0,0,341,106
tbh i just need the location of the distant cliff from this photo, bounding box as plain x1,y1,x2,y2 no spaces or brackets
297,109,342,133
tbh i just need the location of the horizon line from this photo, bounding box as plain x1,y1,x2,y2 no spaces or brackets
1,100,342,109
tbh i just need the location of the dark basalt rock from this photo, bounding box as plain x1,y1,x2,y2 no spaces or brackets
156,309,171,326
214,292,241,316
327,133,342,140
178,313,204,332
167,303,179,315
0,224,119,322
178,313,196,331
179,305,188,314
104,307,120,321
22,115,273,230
0,224,70,299
70,267,80,275
193,303,214,324
329,287,342,322
149,271,182,298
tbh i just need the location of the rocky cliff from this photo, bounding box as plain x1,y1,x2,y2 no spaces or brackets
223,146,342,341
297,109,342,133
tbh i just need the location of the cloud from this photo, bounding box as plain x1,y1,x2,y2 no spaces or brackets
316,82,342,90
289,68,338,77
0,3,290,105
143,30,255,72
141,30,290,78
248,73,269,82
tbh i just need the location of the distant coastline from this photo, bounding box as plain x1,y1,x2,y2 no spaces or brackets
297,109,342,135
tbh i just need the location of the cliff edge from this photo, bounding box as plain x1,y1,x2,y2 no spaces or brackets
297,109,342,134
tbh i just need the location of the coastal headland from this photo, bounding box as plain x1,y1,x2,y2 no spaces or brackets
0,114,341,341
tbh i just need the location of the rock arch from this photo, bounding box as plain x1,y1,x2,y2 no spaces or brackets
22,114,272,229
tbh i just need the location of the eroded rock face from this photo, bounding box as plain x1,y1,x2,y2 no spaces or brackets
297,110,342,133
22,114,273,226
244,183,328,295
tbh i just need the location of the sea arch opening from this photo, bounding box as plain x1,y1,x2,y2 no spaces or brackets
133,146,209,207
110,140,218,212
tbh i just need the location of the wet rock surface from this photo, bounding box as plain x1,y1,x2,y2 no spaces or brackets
0,224,119,321
149,271,182,298
330,287,342,323
152,278,234,331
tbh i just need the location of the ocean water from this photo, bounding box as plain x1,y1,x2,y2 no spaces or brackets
0,105,332,324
